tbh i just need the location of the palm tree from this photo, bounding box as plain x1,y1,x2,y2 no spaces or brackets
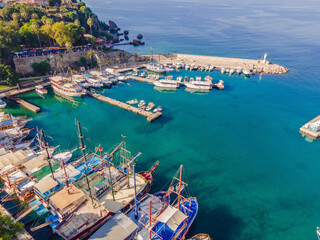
106,58,110,66
116,57,120,66
12,13,19,22
87,17,93,35
65,41,72,51
134,53,138,62
125,55,129,63
20,11,28,21
97,59,101,71
87,49,94,68
32,22,42,48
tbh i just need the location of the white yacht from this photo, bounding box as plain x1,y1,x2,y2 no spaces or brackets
50,76,87,97
90,71,112,87
185,78,212,90
154,78,180,89
83,73,103,88
146,64,167,73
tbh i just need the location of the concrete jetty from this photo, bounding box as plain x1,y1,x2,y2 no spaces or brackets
87,92,162,122
7,96,41,113
300,115,320,139
142,53,288,74
127,76,155,84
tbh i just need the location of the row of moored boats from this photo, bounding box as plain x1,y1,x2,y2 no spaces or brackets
126,99,162,113
0,115,201,240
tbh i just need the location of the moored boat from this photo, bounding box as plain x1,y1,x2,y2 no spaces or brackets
127,99,139,105
213,80,224,90
185,78,212,91
146,64,168,73
50,76,87,97
154,78,180,89
153,106,162,113
0,98,7,108
146,102,155,111
35,85,47,95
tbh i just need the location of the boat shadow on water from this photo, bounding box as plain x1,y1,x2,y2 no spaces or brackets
153,86,178,93
185,88,210,95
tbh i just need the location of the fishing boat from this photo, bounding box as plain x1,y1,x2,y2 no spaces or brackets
83,74,103,88
0,98,7,108
146,102,155,111
35,85,47,95
213,80,224,90
90,192,170,240
126,99,139,105
185,77,212,90
50,76,87,97
153,106,162,113
135,165,198,240
146,64,168,73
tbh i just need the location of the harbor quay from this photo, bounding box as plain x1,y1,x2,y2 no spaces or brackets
142,53,288,74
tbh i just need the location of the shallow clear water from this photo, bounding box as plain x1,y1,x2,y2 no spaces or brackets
4,0,320,239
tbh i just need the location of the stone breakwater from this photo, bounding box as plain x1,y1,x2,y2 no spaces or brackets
144,53,288,74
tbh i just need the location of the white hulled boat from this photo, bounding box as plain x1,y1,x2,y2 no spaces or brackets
35,85,47,95
185,78,212,90
0,99,7,108
146,64,167,73
83,73,103,88
90,71,112,87
72,75,91,88
154,78,180,89
50,76,87,97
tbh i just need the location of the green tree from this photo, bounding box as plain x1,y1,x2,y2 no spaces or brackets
51,21,71,46
87,17,93,35
65,41,72,50
125,55,129,63
80,56,87,67
11,12,19,22
31,13,39,20
116,57,120,66
87,49,93,68
0,21,20,58
0,65,19,86
0,214,24,240
31,22,41,48
134,53,138,62
74,19,80,27
31,61,50,75
20,10,28,22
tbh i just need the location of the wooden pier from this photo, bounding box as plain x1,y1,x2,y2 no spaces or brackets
87,92,162,122
300,115,320,139
7,96,41,113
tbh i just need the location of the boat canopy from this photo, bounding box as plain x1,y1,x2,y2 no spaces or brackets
83,73,93,78
22,154,48,172
156,205,187,231
90,212,138,240
0,149,29,170
54,165,81,184
34,176,59,194
8,170,27,184
50,186,85,214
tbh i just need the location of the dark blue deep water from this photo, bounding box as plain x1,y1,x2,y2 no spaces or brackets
4,0,320,239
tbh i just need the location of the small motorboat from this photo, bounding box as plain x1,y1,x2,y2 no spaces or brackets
139,72,147,78
229,68,235,75
221,67,226,74
146,102,155,111
126,99,138,105
153,106,162,113
0,98,7,108
214,80,224,90
138,100,146,108
35,85,47,95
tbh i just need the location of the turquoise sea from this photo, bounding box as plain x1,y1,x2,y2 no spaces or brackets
3,0,320,239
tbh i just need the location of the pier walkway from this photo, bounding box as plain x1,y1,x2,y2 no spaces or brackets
7,96,41,113
87,92,162,122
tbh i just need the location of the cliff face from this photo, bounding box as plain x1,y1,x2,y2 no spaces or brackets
108,20,120,31
13,50,132,75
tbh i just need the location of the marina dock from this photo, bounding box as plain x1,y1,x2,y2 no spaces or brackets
127,75,155,84
7,96,41,113
300,115,320,139
87,92,162,122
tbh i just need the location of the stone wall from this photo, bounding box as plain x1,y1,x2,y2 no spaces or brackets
13,50,133,76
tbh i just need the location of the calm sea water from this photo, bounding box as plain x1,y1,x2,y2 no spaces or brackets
4,0,320,239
